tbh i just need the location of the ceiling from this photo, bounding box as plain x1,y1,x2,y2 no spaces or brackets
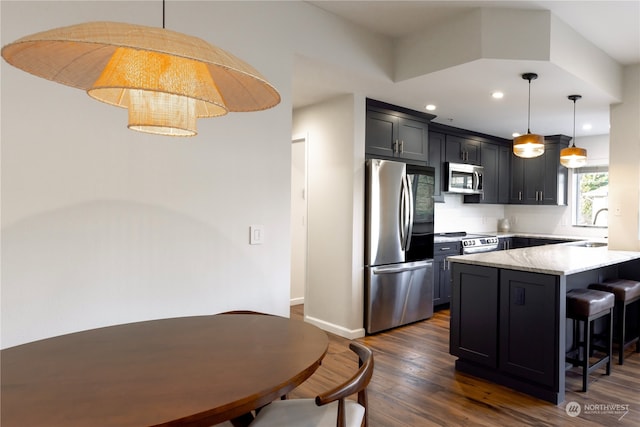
294,1,640,140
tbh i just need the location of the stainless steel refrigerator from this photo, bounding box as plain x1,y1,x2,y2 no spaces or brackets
365,159,435,334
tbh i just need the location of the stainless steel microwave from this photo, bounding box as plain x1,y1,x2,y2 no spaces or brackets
444,162,484,195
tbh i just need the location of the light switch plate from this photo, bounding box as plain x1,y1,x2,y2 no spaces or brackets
250,225,264,245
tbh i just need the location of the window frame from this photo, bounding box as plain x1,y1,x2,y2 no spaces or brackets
572,166,608,229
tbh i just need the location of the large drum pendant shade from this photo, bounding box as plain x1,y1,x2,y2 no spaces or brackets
1,21,281,136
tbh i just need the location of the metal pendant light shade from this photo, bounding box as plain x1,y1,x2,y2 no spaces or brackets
513,73,545,158
560,95,587,168
1,21,281,136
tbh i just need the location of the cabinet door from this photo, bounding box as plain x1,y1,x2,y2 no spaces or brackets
450,264,499,367
509,155,525,203
445,135,480,164
433,255,452,306
365,110,397,158
541,143,567,205
498,237,512,250
479,143,499,203
510,237,530,248
397,117,429,162
433,256,443,304
499,270,559,387
508,139,569,205
428,131,444,202
523,155,545,203
497,145,511,204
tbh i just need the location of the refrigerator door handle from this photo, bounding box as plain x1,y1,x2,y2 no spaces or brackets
405,174,414,251
372,260,431,274
399,175,407,249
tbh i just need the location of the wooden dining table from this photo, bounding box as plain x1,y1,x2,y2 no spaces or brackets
1,313,329,426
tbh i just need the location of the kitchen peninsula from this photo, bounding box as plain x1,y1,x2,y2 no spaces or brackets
447,243,640,404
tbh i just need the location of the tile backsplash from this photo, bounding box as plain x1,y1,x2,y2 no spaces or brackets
434,194,505,233
435,194,608,239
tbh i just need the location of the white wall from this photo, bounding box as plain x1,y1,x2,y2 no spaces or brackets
1,1,386,347
292,94,366,338
609,64,640,250
1,1,295,348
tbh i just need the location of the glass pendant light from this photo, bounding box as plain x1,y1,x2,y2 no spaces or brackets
560,95,588,168
513,73,545,158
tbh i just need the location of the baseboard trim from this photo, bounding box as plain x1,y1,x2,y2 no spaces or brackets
290,297,304,306
304,314,365,340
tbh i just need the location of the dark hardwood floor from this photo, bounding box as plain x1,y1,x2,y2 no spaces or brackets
289,305,640,426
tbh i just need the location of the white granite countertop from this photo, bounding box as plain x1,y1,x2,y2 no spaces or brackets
448,242,640,276
434,231,588,244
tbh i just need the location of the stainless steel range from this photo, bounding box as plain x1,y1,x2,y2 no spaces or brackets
460,234,499,254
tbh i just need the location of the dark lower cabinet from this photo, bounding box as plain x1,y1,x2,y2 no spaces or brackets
498,237,512,250
433,242,460,306
450,262,565,403
499,270,559,387
450,264,498,367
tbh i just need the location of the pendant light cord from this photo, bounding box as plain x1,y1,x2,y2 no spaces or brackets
572,97,577,148
527,78,532,134
162,0,165,29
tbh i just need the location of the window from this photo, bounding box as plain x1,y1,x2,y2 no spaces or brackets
573,166,608,227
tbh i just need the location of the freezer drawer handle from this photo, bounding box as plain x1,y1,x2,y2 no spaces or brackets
372,262,431,274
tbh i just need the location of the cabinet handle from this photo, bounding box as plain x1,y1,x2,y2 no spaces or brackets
439,247,451,251
539,191,543,201
393,139,398,153
518,191,522,201
399,140,404,153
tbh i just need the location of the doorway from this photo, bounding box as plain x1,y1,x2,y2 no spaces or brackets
290,134,308,306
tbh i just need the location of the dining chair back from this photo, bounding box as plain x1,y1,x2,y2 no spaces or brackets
250,341,374,427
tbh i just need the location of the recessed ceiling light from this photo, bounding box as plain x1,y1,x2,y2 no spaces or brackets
425,104,436,111
582,123,592,131
512,132,521,138
491,91,504,99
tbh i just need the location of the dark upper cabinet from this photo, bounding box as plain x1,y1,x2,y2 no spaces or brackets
510,135,570,205
444,135,481,164
464,142,511,204
497,145,511,203
428,131,445,203
365,99,435,163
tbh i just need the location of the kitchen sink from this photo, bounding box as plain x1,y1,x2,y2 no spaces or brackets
570,241,608,248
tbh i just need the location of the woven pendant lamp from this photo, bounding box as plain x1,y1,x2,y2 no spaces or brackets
1,21,280,136
513,73,545,158
560,95,587,168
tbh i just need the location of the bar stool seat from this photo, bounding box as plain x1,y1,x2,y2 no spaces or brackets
566,288,614,392
589,279,640,364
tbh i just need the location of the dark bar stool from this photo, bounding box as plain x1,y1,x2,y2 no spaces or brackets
566,288,614,392
589,279,640,364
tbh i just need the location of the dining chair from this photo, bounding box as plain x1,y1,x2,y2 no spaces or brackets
249,341,374,427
